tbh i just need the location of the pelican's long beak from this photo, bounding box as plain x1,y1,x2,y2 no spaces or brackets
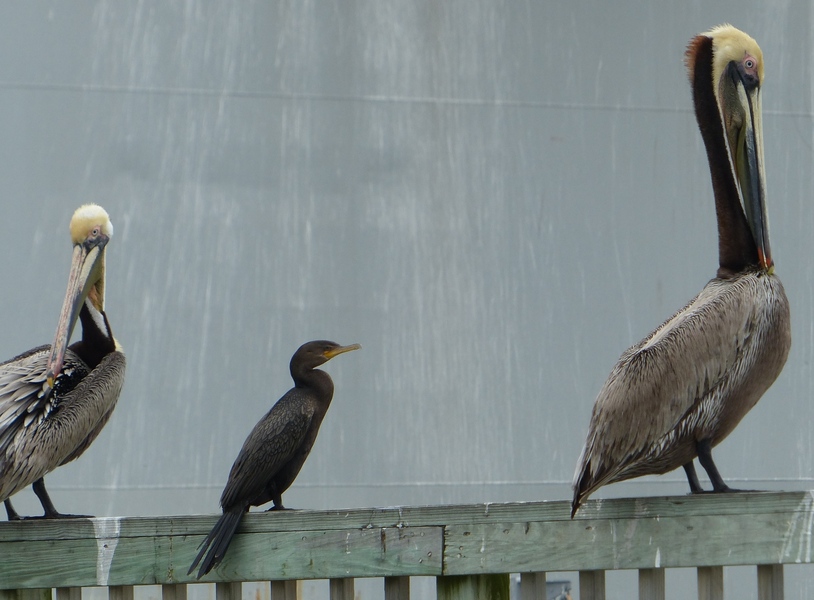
721,61,771,271
324,343,362,360
44,234,109,391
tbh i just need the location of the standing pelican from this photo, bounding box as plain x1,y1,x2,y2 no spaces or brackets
0,204,125,519
571,25,790,517
189,340,361,579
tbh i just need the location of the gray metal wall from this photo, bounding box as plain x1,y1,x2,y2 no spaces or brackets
1,2,812,597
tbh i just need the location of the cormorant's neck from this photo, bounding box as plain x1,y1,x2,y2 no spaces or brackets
68,298,116,369
690,35,759,278
292,367,334,403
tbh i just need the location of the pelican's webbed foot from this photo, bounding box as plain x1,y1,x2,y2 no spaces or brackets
695,439,761,494
31,478,93,520
683,461,705,494
4,499,21,521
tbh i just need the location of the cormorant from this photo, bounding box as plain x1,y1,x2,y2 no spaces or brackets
189,339,360,578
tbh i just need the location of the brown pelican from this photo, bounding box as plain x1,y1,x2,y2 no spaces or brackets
0,204,125,519
189,340,360,579
571,25,791,517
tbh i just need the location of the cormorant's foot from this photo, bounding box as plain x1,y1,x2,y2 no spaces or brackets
266,505,290,511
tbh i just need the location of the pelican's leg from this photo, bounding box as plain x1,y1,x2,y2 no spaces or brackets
696,439,736,493
4,499,21,521
683,461,705,493
31,478,91,519
267,494,289,511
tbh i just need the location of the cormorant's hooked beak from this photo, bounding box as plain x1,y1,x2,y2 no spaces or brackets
721,59,772,271
44,233,109,393
324,343,362,359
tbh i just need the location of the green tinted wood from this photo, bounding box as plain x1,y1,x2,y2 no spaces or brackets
0,492,811,589
437,575,509,600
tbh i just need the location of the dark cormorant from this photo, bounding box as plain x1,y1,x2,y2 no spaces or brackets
188,339,361,578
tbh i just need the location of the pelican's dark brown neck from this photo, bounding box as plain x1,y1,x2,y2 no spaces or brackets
68,300,116,369
689,36,759,278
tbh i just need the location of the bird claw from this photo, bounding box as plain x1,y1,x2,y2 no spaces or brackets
29,512,94,520
689,487,762,495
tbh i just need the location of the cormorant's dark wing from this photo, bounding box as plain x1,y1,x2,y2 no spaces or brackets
219,394,315,509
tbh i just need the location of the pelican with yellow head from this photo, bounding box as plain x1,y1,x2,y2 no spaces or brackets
571,25,790,517
0,204,125,519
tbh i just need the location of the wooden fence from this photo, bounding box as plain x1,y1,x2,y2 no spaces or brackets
1,491,813,599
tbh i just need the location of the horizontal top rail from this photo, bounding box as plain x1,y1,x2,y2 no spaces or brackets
1,491,812,588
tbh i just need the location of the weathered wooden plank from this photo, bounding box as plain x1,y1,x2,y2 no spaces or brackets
0,493,812,590
328,578,354,600
270,580,298,600
578,570,605,600
200,526,442,582
757,564,784,600
519,572,545,600
638,568,665,600
697,566,723,600
437,574,509,600
1,492,810,543
0,526,441,588
442,502,814,574
384,576,410,600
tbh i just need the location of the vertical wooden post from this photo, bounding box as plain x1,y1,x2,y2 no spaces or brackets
579,570,606,600
215,582,242,600
0,591,52,600
161,584,187,600
109,587,135,600
437,575,510,600
519,572,546,600
271,580,298,600
384,576,410,600
638,568,665,600
329,578,354,600
56,589,81,600
757,565,784,600
697,566,723,600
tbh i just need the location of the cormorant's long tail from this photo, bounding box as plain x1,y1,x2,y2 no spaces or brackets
188,508,244,579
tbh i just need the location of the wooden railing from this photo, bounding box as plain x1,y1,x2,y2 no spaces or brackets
1,491,812,599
